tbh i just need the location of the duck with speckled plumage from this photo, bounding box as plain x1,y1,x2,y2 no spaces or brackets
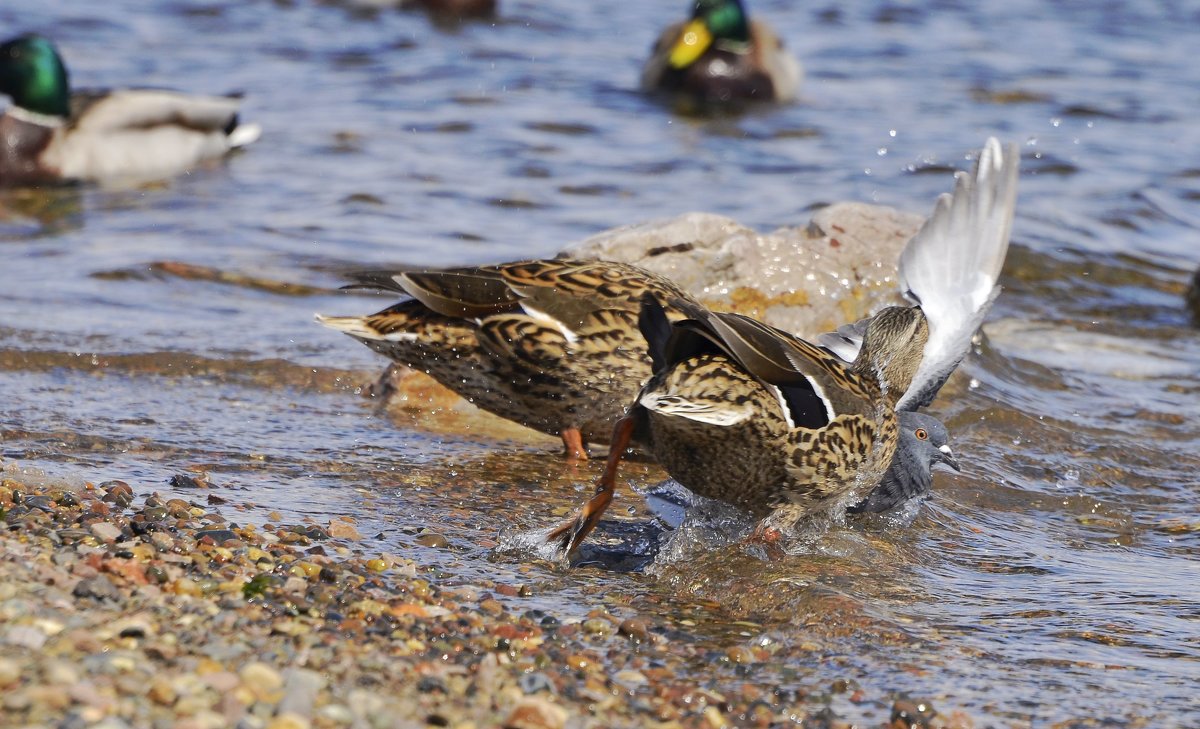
543,139,1019,558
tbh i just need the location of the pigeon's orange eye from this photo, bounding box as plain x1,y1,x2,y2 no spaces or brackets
915,428,928,440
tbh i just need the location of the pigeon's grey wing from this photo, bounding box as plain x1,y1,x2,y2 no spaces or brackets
816,316,869,364
895,137,1020,411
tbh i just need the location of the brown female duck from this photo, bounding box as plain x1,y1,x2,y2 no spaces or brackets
546,139,1019,555
317,259,700,460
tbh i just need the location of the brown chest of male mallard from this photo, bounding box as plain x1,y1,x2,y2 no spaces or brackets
543,138,1019,558
642,0,802,106
317,259,701,460
0,35,259,186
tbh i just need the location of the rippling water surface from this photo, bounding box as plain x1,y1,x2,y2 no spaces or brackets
3,0,1200,725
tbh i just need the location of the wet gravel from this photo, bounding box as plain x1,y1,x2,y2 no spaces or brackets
0,465,969,729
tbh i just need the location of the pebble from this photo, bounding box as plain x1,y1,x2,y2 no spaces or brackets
277,668,325,718
44,659,80,685
703,706,728,728
148,677,177,706
581,618,613,637
503,696,568,729
0,657,20,688
517,672,555,695
327,520,362,541
725,646,755,664
891,698,942,729
73,574,123,602
6,624,48,649
617,618,651,643
317,704,353,724
89,522,122,542
416,532,449,548
3,688,32,711
201,671,240,693
240,662,285,702
266,712,311,729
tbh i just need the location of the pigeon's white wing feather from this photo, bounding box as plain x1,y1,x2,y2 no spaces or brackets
896,138,1019,411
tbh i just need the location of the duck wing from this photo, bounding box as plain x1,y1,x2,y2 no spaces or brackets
497,259,696,332
649,297,875,429
68,88,244,134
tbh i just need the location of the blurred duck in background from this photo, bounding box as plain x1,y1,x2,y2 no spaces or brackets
0,34,260,187
642,0,802,108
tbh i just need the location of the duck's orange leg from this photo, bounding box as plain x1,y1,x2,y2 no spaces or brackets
545,416,635,558
560,427,588,461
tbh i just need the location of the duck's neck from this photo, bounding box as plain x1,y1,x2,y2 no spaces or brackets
5,104,65,128
850,306,929,403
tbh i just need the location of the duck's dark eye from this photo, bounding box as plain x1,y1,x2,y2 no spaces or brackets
915,428,928,440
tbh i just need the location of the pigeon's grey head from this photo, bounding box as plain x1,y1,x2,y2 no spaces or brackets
848,410,959,514
897,410,959,475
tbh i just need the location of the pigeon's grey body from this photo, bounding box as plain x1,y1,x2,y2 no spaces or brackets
849,411,959,513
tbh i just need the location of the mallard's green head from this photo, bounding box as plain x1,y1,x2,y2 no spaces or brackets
692,0,750,43
0,35,70,118
669,0,751,69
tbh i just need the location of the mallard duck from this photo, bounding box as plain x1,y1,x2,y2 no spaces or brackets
0,34,260,186
641,0,802,106
317,259,700,460
545,139,1018,555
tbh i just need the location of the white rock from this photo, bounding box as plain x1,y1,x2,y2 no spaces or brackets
89,522,122,543
277,667,325,718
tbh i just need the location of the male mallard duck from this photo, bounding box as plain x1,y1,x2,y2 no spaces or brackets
545,139,1018,556
317,260,700,460
0,34,260,186
641,0,802,105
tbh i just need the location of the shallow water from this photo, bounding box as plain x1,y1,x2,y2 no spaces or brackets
3,0,1200,725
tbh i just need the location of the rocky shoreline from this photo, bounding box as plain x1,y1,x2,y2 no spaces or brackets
0,463,969,729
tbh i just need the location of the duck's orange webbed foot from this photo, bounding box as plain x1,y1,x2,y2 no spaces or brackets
541,416,635,559
560,427,589,462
